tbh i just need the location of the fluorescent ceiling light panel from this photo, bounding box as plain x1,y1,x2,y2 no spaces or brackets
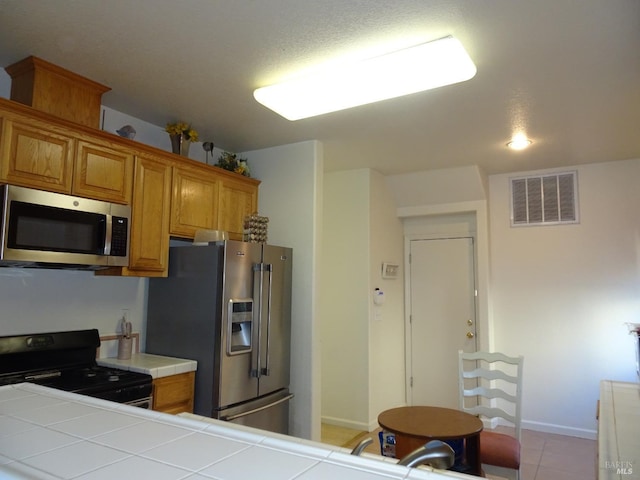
253,36,476,120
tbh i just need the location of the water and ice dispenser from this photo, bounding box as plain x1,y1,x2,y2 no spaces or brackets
228,299,253,355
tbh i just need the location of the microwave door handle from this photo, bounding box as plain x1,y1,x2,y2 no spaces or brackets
262,264,273,376
103,214,113,255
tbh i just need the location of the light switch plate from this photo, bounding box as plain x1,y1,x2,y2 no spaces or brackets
381,262,399,279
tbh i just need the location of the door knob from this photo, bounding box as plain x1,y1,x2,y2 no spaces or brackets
466,332,475,339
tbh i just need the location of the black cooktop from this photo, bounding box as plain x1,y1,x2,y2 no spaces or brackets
1,364,151,393
0,329,152,402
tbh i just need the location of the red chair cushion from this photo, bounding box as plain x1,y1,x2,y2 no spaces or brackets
479,430,520,469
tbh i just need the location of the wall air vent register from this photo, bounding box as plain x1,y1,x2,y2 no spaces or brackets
510,171,578,227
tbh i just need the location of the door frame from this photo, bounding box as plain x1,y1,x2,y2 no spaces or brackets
399,201,491,405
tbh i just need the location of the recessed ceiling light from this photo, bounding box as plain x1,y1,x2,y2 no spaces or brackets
253,36,477,121
507,137,532,150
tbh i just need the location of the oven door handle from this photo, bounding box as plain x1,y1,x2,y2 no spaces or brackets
126,396,153,409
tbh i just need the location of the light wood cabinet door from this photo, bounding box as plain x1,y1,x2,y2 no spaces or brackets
73,139,133,204
170,164,219,239
127,154,171,275
0,116,74,193
152,372,195,415
217,177,258,240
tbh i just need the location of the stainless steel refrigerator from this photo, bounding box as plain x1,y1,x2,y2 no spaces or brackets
146,240,293,434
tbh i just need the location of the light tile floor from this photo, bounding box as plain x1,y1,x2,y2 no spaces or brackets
321,424,596,480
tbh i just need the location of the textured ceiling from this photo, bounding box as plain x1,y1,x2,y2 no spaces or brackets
0,0,638,175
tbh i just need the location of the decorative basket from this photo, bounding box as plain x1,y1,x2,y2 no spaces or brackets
244,214,269,243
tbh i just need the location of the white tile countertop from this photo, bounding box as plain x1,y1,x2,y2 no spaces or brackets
97,353,197,379
598,380,640,479
0,383,476,480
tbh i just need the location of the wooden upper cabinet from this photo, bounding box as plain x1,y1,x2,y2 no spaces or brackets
94,153,172,279
0,116,75,193
0,110,133,204
5,56,110,129
73,138,133,204
170,164,220,239
217,176,258,240
0,98,262,278
126,154,171,275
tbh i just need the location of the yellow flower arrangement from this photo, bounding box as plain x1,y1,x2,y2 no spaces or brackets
217,152,251,177
165,122,199,142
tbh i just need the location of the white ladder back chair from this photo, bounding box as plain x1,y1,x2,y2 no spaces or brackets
458,350,524,480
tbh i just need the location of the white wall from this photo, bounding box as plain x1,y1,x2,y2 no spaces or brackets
387,165,492,353
388,159,640,438
321,168,405,431
489,159,640,438
321,170,371,429
242,140,323,442
0,68,221,165
387,165,487,208
0,269,146,358
0,70,9,98
101,106,225,165
368,170,406,425
0,73,228,352
0,73,149,354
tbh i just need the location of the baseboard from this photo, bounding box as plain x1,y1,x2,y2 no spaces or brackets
323,415,597,441
322,410,404,433
522,420,596,440
484,418,596,440
321,415,371,432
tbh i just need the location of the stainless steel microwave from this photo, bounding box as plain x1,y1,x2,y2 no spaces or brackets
0,184,130,269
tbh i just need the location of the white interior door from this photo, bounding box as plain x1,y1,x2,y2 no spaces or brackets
408,237,477,408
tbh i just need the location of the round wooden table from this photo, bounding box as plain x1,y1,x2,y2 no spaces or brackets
378,406,483,476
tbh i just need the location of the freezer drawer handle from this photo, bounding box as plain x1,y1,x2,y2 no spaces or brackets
220,393,294,422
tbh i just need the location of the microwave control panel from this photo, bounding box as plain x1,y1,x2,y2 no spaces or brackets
110,217,128,256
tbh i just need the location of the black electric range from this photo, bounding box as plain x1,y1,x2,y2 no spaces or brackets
0,329,153,407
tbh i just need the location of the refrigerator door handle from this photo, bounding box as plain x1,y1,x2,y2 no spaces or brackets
220,393,295,421
251,263,265,378
262,263,273,376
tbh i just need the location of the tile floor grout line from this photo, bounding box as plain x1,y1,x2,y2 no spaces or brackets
323,424,596,480
531,438,543,480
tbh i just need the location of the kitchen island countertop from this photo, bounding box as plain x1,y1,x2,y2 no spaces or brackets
598,380,640,479
97,352,197,379
0,383,474,480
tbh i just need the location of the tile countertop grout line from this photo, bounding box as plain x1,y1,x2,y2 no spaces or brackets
1,391,246,479
182,436,466,480
288,458,331,480
0,384,476,480
134,435,257,478
7,408,382,480
60,412,264,478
